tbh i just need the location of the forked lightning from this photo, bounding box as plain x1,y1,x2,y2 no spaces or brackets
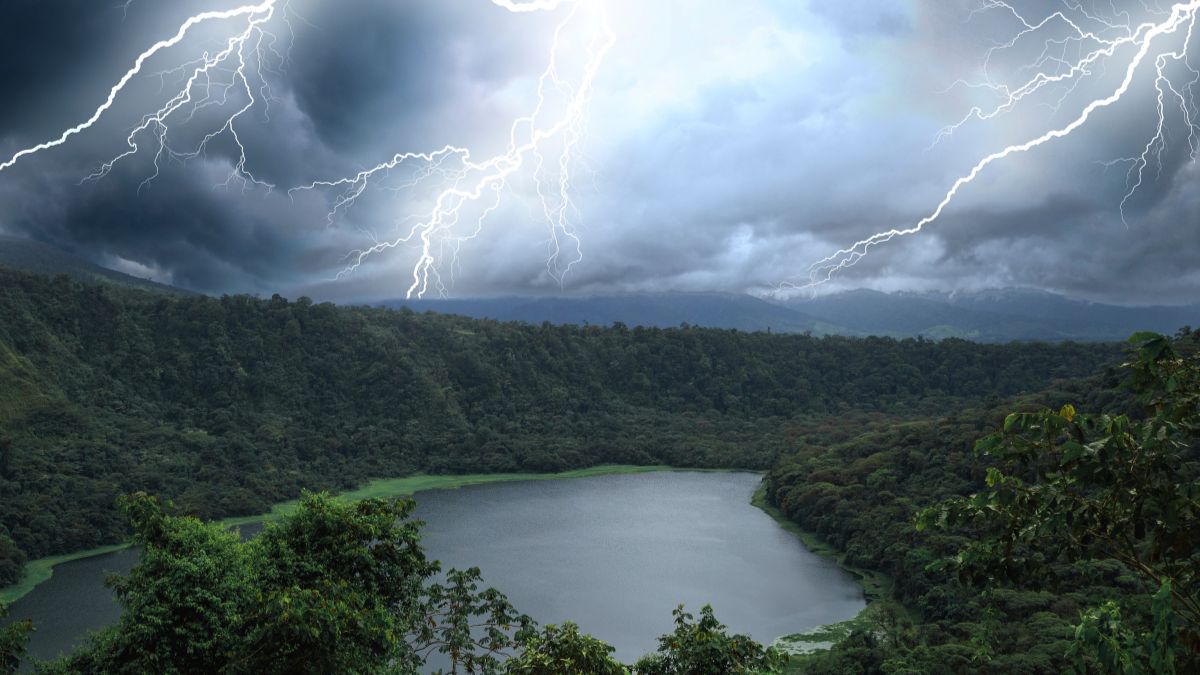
792,1,1200,291
0,0,612,298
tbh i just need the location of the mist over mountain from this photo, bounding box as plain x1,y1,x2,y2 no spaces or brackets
387,288,1198,343
0,235,190,296
2,233,1193,343
784,289,1199,342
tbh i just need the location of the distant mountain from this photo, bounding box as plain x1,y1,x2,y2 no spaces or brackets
782,288,1199,342
383,292,835,334
0,235,190,295
941,288,1199,338
385,288,1198,342
5,234,1183,342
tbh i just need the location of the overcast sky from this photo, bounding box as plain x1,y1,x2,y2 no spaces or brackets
0,0,1197,304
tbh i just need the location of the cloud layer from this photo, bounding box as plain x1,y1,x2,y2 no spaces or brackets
0,0,1196,304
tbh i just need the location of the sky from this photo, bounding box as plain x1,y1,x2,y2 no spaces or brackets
0,0,1198,304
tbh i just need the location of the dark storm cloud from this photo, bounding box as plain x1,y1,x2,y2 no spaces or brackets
285,0,558,153
286,1,463,150
940,164,1200,304
317,0,1200,305
0,0,553,294
1,158,304,292
0,0,1197,303
0,0,124,132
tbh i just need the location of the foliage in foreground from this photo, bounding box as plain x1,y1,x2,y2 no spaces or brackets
634,604,785,675
921,332,1199,672
0,603,31,675
769,330,1198,673
502,622,628,675
7,491,781,675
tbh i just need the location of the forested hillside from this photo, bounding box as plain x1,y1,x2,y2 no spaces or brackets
386,292,829,334
770,331,1200,673
0,269,1119,588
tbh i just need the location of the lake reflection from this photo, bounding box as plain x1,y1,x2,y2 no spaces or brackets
6,471,865,667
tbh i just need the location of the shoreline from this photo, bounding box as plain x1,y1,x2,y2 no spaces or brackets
749,483,890,663
749,483,891,602
2,464,745,605
0,543,131,606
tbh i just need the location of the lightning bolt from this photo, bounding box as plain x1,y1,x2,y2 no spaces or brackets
0,0,611,299
293,0,614,298
0,0,286,194
791,1,1200,291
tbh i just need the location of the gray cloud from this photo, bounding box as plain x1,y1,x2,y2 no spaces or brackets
0,0,1196,305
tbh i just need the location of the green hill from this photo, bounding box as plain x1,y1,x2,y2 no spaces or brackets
0,267,1120,589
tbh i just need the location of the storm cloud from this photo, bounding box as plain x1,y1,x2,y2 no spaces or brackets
0,0,1196,304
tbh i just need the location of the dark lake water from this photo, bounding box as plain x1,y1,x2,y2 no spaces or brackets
5,471,864,667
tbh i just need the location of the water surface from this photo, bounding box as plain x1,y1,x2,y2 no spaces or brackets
6,471,864,666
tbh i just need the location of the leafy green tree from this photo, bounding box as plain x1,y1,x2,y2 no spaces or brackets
411,567,534,675
0,534,24,588
0,603,31,675
40,492,534,675
1069,580,1179,675
230,492,437,674
633,604,785,675
919,333,1200,671
49,492,251,674
503,622,627,675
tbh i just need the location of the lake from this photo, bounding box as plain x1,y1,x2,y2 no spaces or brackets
5,471,865,667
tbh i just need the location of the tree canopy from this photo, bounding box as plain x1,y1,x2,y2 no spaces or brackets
6,490,787,675
770,330,1199,673
0,268,1115,587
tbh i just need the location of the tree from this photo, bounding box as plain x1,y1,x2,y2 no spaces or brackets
919,332,1200,672
0,533,24,588
410,567,535,675
41,492,532,675
632,605,785,675
230,492,437,674
504,622,627,675
49,492,251,674
0,603,31,675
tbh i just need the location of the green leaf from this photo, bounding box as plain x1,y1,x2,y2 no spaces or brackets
1127,331,1163,345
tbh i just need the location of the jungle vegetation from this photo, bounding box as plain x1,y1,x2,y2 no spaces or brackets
2,267,1196,673
0,268,1114,586
771,331,1199,673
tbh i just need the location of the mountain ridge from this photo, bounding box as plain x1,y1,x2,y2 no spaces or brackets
0,235,191,296
1,234,1192,342
386,288,1198,342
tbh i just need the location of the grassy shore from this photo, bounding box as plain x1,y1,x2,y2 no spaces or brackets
220,465,750,527
0,544,129,605
3,464,739,604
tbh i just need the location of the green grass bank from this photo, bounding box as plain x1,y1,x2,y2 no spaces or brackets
3,465,742,604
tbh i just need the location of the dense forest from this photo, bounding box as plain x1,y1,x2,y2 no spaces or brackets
0,268,1119,588
3,266,1195,672
1,332,1196,672
771,332,1200,673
